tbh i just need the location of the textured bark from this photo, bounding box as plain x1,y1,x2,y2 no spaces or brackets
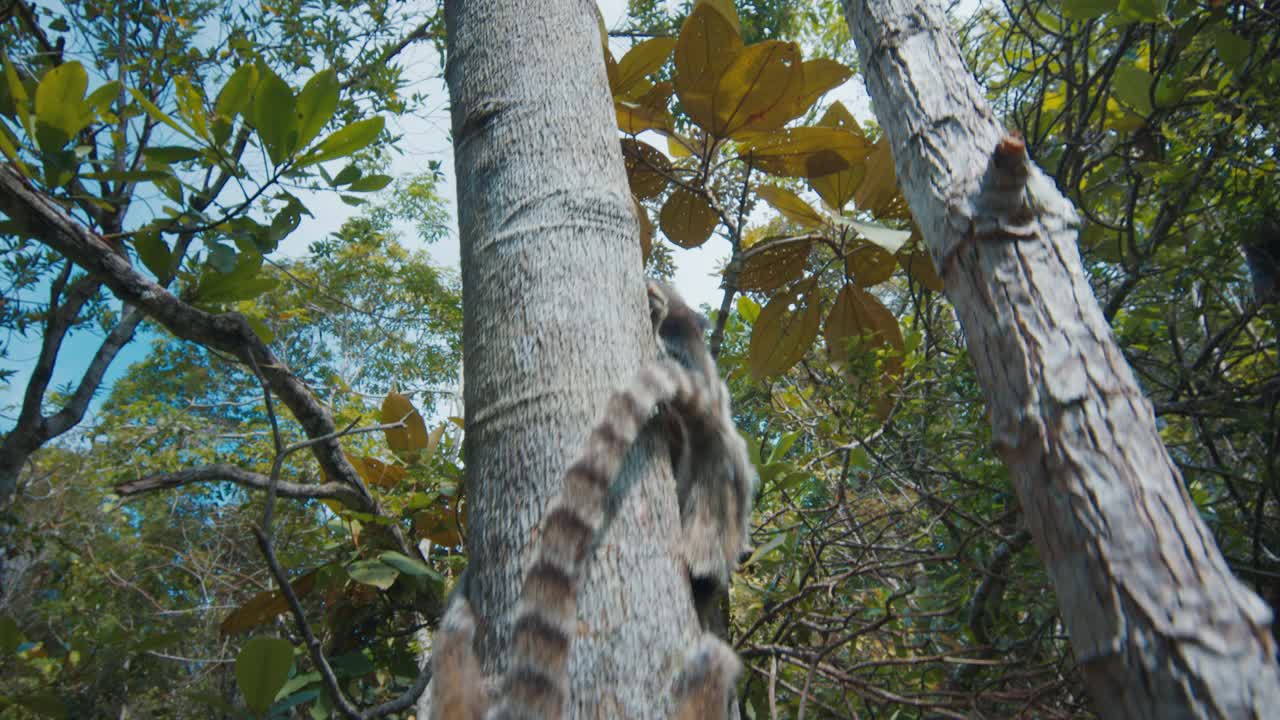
435,1,700,718
840,0,1280,717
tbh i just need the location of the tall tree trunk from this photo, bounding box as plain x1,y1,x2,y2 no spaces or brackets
840,0,1280,717
431,1,701,717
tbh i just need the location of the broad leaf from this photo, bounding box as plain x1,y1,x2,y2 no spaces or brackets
849,220,911,253
738,238,811,291
845,240,897,287
296,116,385,168
793,59,853,118
215,64,257,120
34,61,91,151
695,0,741,34
347,454,406,488
824,283,904,373
622,138,671,199
252,66,296,165
1112,65,1153,116
1062,0,1117,20
378,551,442,580
294,69,338,149
748,280,821,380
220,572,317,635
347,559,399,590
713,41,803,137
614,38,676,97
739,127,866,179
660,187,719,248
674,2,743,134
756,186,825,230
381,390,430,453
853,137,903,217
236,637,294,714
142,145,202,163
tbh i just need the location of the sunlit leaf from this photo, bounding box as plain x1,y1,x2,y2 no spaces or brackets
756,185,825,230
414,504,464,546
378,551,442,580
426,423,446,457
849,220,911,253
616,98,671,134
296,116,384,168
294,69,339,149
713,41,803,137
740,127,866,179
252,65,296,165
738,238,811,291
792,59,853,119
614,37,676,97
34,61,90,151
899,233,944,291
215,64,257,120
347,559,399,590
347,454,406,489
622,138,671,199
380,390,430,454
844,241,897,287
748,279,821,380
173,76,209,140
236,637,294,713
660,187,719,248
853,137,902,217
674,2,743,134
824,283,904,374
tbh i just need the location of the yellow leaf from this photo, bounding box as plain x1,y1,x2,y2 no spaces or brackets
713,41,803,137
674,3,743,134
634,195,654,261
695,0,742,34
380,390,430,453
853,137,903,217
898,228,943,291
414,501,464,547
426,423,446,457
793,59,853,118
622,138,671,199
755,185,825,230
614,37,677,97
220,570,317,635
738,238,812,291
617,101,669,134
807,102,868,210
817,101,864,135
667,132,695,158
739,127,867,179
660,187,719,248
748,280,821,380
844,241,897,287
825,284,903,369
347,453,407,489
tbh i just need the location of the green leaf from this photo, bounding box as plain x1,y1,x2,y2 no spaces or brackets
1112,65,1153,116
742,532,788,567
1117,0,1166,22
378,551,442,580
142,145,202,163
129,88,199,143
768,430,802,464
235,637,295,714
0,614,21,654
40,148,78,188
346,173,392,192
347,559,399,590
3,53,36,140
1212,30,1250,72
1061,0,1117,20
134,232,172,280
34,61,90,151
16,692,66,718
331,163,361,186
294,69,338,150
173,76,210,141
295,116,385,168
252,66,296,165
216,64,258,120
86,80,122,114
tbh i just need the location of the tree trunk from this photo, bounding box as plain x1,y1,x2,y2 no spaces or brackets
840,0,1280,717
430,1,701,717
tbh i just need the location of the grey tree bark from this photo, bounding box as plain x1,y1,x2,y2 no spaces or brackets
839,0,1280,717
424,1,702,717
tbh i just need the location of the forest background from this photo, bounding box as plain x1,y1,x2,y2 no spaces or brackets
0,0,1277,717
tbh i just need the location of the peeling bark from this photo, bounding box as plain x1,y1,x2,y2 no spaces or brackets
840,0,1280,716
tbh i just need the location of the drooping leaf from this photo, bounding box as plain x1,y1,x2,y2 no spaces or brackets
713,41,803,137
236,637,295,714
748,279,821,380
294,69,339,149
739,127,866,179
173,76,210,140
215,64,257,121
849,220,911,253
853,137,903,217
738,238,811,292
346,559,399,590
614,38,676,97
674,2,743,134
380,390,430,454
220,572,318,635
34,61,90,151
378,551,443,580
622,138,671,199
295,116,385,168
824,283,904,372
660,187,719,248
792,59,853,118
252,65,296,165
756,186,825,229
844,241,897,287
133,231,173,281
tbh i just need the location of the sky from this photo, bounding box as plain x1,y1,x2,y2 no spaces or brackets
0,0,874,428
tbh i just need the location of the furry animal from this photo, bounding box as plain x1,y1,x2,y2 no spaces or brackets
647,279,757,593
428,281,752,720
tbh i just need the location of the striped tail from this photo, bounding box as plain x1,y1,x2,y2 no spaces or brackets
489,359,708,719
